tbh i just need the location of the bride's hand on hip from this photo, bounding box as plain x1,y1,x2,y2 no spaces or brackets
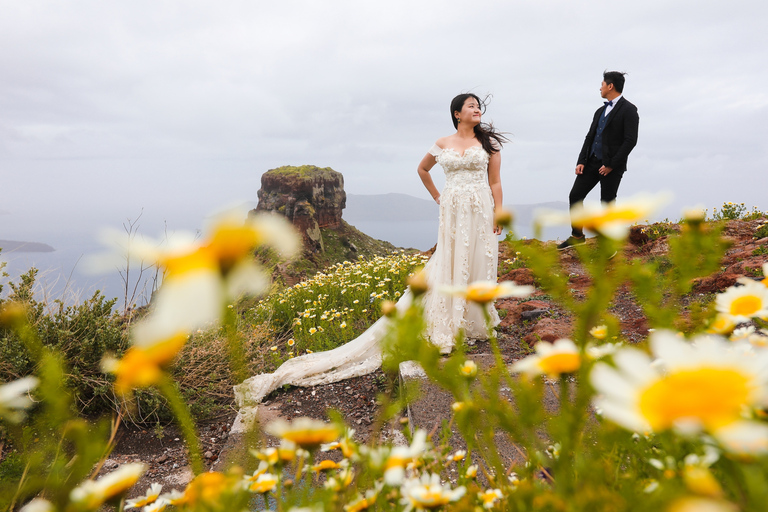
434,195,441,205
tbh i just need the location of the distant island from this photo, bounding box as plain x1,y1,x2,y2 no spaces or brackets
0,240,56,253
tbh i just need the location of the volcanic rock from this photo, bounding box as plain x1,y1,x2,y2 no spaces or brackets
254,165,346,252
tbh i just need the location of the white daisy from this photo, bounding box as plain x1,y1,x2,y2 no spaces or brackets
0,376,39,423
716,280,768,323
400,473,465,511
510,339,581,379
590,331,768,453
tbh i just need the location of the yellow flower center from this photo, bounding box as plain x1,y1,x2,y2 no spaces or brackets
208,224,261,272
384,455,408,470
708,316,735,334
729,295,763,317
185,472,231,505
162,247,218,277
313,460,340,472
600,206,645,223
465,284,499,303
114,350,161,394
282,426,340,448
101,475,142,503
345,497,371,512
411,489,450,508
638,368,753,431
538,353,581,375
249,476,278,494
480,491,499,505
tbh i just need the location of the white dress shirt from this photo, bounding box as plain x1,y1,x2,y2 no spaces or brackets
604,94,622,116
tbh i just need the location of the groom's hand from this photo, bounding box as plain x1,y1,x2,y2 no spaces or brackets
599,166,613,176
575,164,584,175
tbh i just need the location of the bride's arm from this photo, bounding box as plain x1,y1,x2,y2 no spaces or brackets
488,151,503,234
417,153,441,205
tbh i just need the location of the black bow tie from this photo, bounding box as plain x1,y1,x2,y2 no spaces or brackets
604,100,613,107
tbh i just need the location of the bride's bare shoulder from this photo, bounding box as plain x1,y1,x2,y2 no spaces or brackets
434,135,454,149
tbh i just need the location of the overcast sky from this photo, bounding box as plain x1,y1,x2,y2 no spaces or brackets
2,0,767,244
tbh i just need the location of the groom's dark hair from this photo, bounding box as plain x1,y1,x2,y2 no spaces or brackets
450,93,508,155
603,71,627,93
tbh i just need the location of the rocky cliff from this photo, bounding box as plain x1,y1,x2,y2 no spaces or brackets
254,165,346,252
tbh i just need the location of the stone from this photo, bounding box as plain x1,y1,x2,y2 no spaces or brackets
628,225,650,246
521,309,547,320
497,299,551,327
523,317,572,346
253,165,346,252
691,271,742,294
499,268,535,286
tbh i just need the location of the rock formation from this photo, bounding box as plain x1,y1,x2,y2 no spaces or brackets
253,165,346,252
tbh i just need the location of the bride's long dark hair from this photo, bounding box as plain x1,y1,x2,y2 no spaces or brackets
450,93,509,155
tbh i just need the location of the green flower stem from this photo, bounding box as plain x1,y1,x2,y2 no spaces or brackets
157,375,204,474
481,305,505,373
222,305,248,384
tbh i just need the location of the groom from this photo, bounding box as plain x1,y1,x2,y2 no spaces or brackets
558,71,639,249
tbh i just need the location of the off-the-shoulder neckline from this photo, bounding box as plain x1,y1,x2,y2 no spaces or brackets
435,145,484,157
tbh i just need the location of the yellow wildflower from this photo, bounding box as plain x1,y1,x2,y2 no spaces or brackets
589,324,608,340
400,473,466,511
311,459,341,473
707,315,736,335
510,339,581,379
459,360,478,377
716,280,768,322
69,463,146,510
247,473,279,494
266,417,341,450
182,471,237,507
125,483,162,509
478,488,503,509
102,333,188,395
591,331,768,453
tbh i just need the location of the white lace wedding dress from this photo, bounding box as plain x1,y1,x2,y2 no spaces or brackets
234,144,500,412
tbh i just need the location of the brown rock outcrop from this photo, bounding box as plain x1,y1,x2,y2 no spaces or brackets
499,268,536,286
497,299,552,327
254,165,346,252
523,317,573,346
628,225,650,246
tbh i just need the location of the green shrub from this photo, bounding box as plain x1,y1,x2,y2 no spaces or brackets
743,206,768,221
755,222,768,240
0,269,128,416
498,254,528,273
0,267,252,423
249,251,428,358
710,201,747,220
642,219,678,241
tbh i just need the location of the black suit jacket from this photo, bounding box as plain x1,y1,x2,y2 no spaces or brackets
577,96,639,172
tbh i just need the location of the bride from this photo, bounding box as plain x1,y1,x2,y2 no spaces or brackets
234,93,507,409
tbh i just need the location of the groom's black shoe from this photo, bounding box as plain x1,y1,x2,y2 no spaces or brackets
557,236,586,251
